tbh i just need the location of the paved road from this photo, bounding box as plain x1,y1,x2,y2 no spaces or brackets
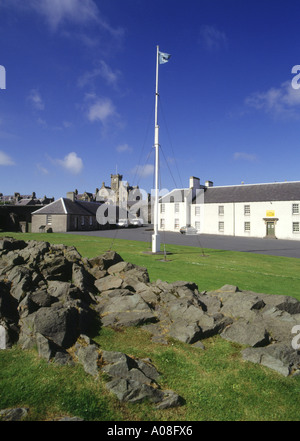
68,226,300,259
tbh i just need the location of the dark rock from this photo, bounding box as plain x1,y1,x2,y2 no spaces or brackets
76,343,101,376
34,304,79,348
220,318,270,347
39,255,72,282
28,290,57,312
47,280,72,299
36,332,56,361
101,350,181,407
7,265,33,302
107,261,135,275
72,263,97,299
220,292,265,319
0,407,29,421
0,320,19,349
54,350,75,366
96,291,157,328
260,293,300,315
242,343,300,376
155,390,183,409
169,320,202,344
0,281,18,322
0,237,27,252
95,274,123,292
88,251,123,271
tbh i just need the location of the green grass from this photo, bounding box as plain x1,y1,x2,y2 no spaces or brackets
1,231,300,421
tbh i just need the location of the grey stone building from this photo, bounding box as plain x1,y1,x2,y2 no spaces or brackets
31,198,103,233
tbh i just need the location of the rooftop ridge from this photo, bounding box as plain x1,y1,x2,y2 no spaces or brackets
209,180,300,189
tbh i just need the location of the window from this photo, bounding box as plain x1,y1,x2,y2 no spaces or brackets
244,221,251,232
218,205,224,216
175,203,180,213
244,205,250,216
174,218,180,229
160,218,165,229
89,216,93,226
81,216,85,226
160,204,165,214
46,215,52,225
195,206,200,216
292,204,299,215
218,221,224,232
195,221,200,231
293,222,300,233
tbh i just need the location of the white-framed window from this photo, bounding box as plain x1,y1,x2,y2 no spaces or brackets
195,206,200,216
292,203,299,215
160,203,165,214
174,203,180,213
81,216,85,226
218,205,224,216
293,222,300,233
244,221,251,232
89,216,93,226
218,221,224,232
244,205,250,216
174,218,180,229
160,218,165,229
195,221,200,231
46,215,52,225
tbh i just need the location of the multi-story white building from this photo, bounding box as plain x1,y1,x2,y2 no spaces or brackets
159,177,300,240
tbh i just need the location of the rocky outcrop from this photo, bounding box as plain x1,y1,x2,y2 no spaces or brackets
0,237,182,409
1,235,300,403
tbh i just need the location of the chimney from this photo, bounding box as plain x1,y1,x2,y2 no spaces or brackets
66,191,75,202
189,176,200,189
205,180,213,187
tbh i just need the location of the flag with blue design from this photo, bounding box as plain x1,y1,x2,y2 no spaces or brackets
159,51,171,64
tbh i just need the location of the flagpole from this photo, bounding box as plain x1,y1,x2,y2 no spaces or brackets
152,45,160,253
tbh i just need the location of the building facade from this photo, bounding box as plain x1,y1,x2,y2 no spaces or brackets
31,198,103,233
159,177,300,240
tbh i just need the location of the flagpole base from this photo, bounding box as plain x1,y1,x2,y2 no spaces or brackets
152,233,160,253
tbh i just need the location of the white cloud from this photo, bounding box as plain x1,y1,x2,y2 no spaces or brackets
78,61,121,89
199,25,228,51
28,0,98,30
28,89,45,110
86,96,117,124
36,163,49,175
1,0,124,36
131,164,154,178
98,61,121,87
245,80,300,119
233,152,258,162
0,150,15,166
57,152,83,174
116,144,133,153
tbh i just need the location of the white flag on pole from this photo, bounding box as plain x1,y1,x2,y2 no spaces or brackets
159,51,171,64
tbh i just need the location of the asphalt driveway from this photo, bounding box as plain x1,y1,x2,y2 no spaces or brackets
68,226,300,259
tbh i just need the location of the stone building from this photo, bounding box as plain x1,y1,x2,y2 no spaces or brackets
96,173,143,206
0,192,54,232
31,197,103,233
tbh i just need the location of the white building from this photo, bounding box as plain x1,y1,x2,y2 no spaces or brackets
158,177,300,240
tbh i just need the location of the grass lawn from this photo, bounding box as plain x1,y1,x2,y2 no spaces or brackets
1,231,300,421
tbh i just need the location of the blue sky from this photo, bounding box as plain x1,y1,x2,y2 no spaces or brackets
1,0,300,199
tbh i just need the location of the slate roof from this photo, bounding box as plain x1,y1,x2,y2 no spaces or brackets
203,181,300,204
160,188,192,203
32,198,102,216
